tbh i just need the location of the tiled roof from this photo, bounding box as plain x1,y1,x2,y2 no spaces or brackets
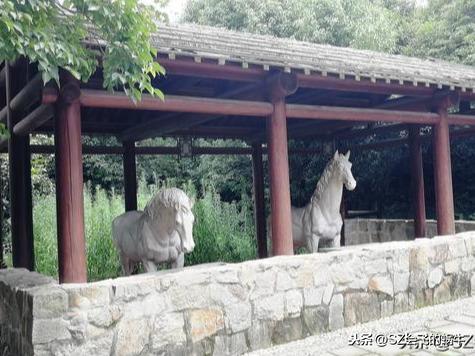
153,23,475,93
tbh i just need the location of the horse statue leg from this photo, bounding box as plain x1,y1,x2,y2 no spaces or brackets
142,259,157,273
120,253,133,276
171,252,185,269
306,233,320,253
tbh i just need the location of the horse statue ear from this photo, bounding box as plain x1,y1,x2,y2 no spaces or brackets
333,150,339,160
345,150,351,160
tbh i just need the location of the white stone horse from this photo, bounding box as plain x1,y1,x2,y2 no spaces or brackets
112,187,195,275
292,150,356,252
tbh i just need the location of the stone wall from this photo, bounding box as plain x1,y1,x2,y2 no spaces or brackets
1,232,475,356
344,219,475,245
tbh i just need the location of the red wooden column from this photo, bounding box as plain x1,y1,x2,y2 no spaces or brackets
409,126,426,238
251,143,267,258
266,73,298,255
6,62,35,270
432,100,455,235
54,72,87,283
123,141,138,211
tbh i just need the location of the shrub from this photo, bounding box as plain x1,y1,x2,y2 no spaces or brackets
32,181,256,281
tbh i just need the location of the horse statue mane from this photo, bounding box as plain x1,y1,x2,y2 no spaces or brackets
290,150,356,252
144,187,193,222
311,157,342,205
112,187,195,276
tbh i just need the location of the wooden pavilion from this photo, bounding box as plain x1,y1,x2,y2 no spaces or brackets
1,24,475,283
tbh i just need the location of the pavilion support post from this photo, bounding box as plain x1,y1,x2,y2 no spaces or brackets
54,72,87,283
432,102,455,236
123,141,138,212
266,73,298,255
409,126,426,238
6,62,35,270
251,143,267,258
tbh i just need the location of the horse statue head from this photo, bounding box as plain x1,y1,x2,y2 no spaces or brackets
144,187,195,253
332,150,356,191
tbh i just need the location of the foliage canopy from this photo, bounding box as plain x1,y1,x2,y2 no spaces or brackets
0,0,166,101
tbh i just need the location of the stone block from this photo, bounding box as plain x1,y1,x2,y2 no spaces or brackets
471,273,475,296
322,284,334,305
167,284,211,310
65,285,111,309
364,259,387,275
444,259,459,274
30,287,68,319
344,292,379,326
247,320,274,350
214,268,240,284
224,302,251,333
452,273,470,299
187,308,224,343
254,293,284,321
381,300,394,318
368,275,393,297
124,293,170,319
394,292,409,313
433,277,452,304
87,304,122,328
276,271,296,291
427,267,444,288
272,317,303,345
285,290,303,317
151,312,186,350
329,293,344,331
250,269,276,298
394,272,409,293
448,238,467,259
302,306,328,335
303,287,324,307
32,318,71,344
213,332,248,356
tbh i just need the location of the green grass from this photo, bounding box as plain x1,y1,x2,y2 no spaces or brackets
32,181,256,281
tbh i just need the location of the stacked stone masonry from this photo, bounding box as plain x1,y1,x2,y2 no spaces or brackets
1,232,475,356
344,219,475,245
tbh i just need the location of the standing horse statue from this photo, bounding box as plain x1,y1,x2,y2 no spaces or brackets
112,187,195,275
291,150,356,252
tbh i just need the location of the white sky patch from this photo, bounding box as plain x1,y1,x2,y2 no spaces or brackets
140,0,188,22
164,0,188,22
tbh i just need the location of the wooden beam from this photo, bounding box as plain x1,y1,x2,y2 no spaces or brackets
123,141,138,211
447,114,475,126
80,89,273,116
252,143,267,258
286,104,440,124
0,66,5,88
432,102,455,235
158,57,266,82
55,72,87,283
13,105,54,136
7,61,35,270
6,125,474,157
120,82,265,142
10,73,43,112
267,73,296,256
158,57,475,100
409,126,426,238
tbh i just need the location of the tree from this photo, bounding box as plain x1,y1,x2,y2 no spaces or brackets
0,0,167,101
184,0,411,53
403,0,475,65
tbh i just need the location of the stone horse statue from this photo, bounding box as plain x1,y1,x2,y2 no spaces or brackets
112,187,195,275
292,150,356,252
